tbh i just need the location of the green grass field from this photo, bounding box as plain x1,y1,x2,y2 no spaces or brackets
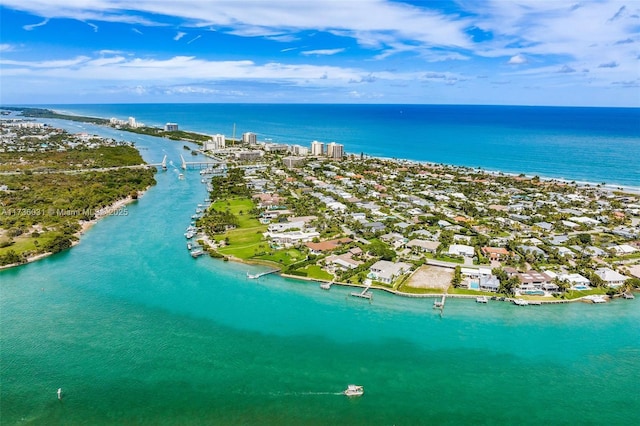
397,285,444,294
448,287,495,296
256,249,304,266
210,197,268,259
0,233,58,257
563,288,607,300
298,264,333,280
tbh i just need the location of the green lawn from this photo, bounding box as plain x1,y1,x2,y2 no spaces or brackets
0,233,58,257
256,248,304,266
209,197,268,259
449,287,496,296
563,288,607,300
299,265,333,280
398,285,444,294
210,198,261,228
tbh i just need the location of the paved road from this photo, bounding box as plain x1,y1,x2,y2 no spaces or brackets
0,164,156,175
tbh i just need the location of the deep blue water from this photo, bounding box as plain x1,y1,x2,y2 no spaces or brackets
46,104,640,188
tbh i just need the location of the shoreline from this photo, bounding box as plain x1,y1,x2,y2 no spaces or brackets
372,155,640,196
0,191,146,271
202,248,633,305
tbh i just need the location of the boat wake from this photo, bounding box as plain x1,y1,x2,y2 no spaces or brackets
265,391,344,396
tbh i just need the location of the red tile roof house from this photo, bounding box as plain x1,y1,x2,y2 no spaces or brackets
252,193,285,208
305,238,353,255
481,246,510,261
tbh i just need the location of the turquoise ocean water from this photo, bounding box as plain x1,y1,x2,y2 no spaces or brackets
1,107,640,425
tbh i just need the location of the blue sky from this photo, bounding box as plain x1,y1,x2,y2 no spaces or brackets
0,0,638,106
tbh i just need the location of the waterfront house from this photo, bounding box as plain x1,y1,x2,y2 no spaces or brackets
325,253,362,270
305,237,352,255
594,268,628,288
368,260,411,284
516,270,552,290
479,275,500,292
263,230,320,247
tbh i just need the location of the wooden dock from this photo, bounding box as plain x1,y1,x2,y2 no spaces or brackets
350,284,373,300
320,281,333,290
433,294,446,309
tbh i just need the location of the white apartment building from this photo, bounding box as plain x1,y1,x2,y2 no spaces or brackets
242,132,257,144
326,142,344,159
290,145,309,156
311,140,324,156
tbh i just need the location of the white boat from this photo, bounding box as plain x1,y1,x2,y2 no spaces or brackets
476,296,488,303
513,298,529,306
343,385,364,397
57,388,62,400
191,248,205,258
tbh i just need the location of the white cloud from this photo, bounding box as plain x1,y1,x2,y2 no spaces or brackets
507,54,527,65
2,0,472,52
132,28,143,35
301,48,345,56
23,18,49,31
186,35,201,44
174,31,186,41
0,44,14,52
86,22,98,32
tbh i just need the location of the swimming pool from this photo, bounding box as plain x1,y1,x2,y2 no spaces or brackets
523,290,545,296
469,281,479,290
573,285,589,290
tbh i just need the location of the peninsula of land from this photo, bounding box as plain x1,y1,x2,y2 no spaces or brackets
0,116,156,268
179,127,640,303
2,107,639,305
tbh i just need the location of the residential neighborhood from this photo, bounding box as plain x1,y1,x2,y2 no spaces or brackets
193,136,640,302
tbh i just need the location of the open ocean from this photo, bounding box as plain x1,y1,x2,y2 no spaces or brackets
1,105,639,425
51,103,640,188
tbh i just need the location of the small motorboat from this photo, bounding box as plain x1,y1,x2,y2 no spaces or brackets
343,384,364,397
57,388,62,400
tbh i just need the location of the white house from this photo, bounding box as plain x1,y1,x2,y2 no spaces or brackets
594,268,628,288
611,244,638,256
368,260,411,284
448,244,475,258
